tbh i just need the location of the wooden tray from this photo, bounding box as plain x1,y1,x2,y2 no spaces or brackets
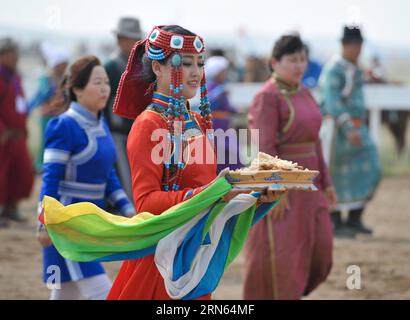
225,170,319,191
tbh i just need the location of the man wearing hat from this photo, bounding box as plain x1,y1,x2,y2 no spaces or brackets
0,38,34,227
104,17,143,201
319,26,381,237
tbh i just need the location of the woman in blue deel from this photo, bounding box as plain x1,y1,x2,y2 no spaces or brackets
36,55,135,299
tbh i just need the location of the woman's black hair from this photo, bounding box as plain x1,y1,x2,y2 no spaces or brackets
269,35,305,72
140,25,197,82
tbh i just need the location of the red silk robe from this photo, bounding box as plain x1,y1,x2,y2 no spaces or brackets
243,78,333,300
0,64,33,206
107,108,216,300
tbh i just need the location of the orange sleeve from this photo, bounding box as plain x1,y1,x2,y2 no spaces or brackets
127,114,193,215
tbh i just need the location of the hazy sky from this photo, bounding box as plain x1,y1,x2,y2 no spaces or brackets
1,0,409,47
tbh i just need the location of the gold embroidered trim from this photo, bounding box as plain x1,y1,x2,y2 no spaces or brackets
267,214,278,299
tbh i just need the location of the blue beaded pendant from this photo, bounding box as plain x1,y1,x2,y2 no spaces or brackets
170,53,182,67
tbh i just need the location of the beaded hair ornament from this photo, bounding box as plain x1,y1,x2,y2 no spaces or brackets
113,26,213,192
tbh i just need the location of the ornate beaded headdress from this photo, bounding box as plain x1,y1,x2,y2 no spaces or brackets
113,25,213,192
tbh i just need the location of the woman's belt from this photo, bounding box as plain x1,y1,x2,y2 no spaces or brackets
277,142,317,159
58,181,107,200
351,119,362,128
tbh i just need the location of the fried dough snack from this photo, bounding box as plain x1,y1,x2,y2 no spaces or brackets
237,152,306,172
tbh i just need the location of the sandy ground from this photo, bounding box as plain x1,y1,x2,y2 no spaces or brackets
0,172,409,300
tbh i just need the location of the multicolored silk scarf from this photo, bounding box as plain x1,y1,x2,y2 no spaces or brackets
40,177,278,299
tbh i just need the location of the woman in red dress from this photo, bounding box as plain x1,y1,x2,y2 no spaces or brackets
107,25,281,300
244,34,337,300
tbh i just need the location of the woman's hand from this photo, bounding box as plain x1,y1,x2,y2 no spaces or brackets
36,229,53,247
268,191,289,221
222,188,285,204
0,129,12,145
221,189,254,202
347,129,362,146
259,190,285,203
325,186,337,211
222,188,289,221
